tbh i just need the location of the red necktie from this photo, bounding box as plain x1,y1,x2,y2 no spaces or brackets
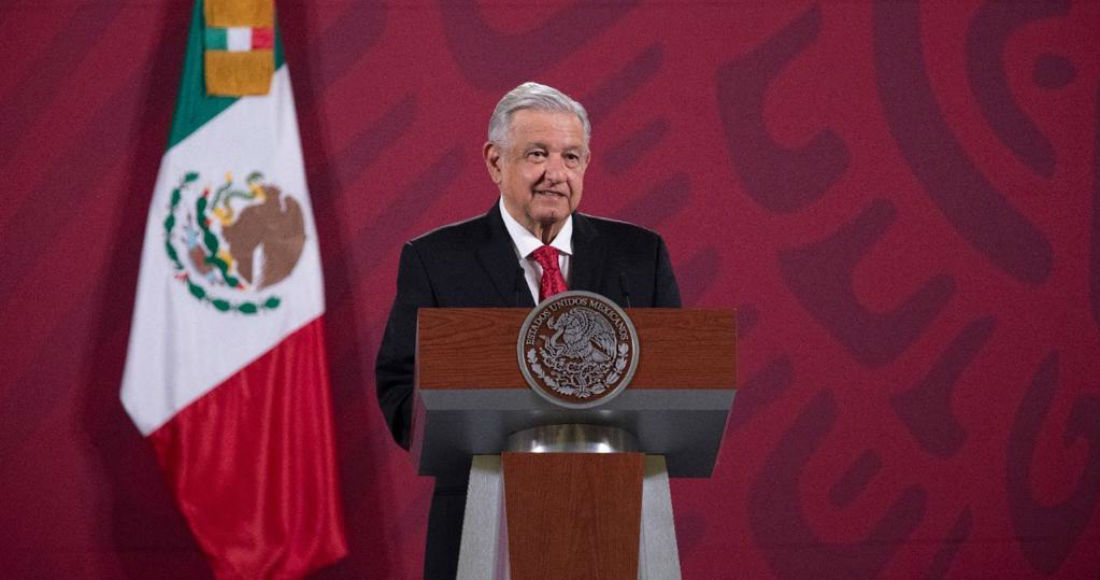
531,245,567,302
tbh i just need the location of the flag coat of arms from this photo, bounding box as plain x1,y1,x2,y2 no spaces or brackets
120,1,347,577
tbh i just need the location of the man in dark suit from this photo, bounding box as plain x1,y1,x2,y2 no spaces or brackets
375,81,680,579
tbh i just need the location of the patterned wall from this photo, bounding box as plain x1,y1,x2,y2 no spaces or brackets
0,1,1097,578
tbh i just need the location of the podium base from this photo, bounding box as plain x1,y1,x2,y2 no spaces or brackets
456,453,681,580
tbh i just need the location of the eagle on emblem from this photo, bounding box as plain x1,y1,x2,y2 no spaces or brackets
543,307,617,363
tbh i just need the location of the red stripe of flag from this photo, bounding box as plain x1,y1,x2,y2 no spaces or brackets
251,27,274,50
149,318,346,579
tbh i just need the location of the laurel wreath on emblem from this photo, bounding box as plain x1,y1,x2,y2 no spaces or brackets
163,171,304,314
525,307,630,398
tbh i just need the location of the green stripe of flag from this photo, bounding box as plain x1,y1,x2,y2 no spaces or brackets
204,26,228,50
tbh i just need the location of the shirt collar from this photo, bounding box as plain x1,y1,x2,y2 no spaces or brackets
498,197,573,259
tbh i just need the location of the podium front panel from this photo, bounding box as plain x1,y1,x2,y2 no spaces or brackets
412,308,736,479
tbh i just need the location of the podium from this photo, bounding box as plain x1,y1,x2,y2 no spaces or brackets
411,307,735,580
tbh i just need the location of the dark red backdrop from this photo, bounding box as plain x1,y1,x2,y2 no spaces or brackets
1,1,1097,578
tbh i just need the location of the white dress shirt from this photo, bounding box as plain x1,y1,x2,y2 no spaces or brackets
498,197,573,304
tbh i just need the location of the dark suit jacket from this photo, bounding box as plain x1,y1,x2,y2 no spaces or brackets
375,203,681,447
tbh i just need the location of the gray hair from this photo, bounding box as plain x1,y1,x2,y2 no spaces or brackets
487,82,591,149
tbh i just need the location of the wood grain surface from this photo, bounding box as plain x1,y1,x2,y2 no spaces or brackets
416,308,735,390
502,452,644,580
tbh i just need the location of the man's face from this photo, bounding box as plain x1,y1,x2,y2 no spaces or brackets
484,109,590,243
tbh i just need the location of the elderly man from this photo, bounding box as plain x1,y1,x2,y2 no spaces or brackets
375,81,680,579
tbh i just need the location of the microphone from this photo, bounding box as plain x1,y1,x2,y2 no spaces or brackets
619,272,632,308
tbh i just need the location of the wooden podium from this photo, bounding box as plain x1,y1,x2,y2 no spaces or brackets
411,308,735,580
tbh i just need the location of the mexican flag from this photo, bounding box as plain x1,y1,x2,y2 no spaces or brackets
120,1,347,578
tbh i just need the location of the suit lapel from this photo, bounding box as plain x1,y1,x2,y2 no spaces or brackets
569,212,607,294
477,203,535,307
